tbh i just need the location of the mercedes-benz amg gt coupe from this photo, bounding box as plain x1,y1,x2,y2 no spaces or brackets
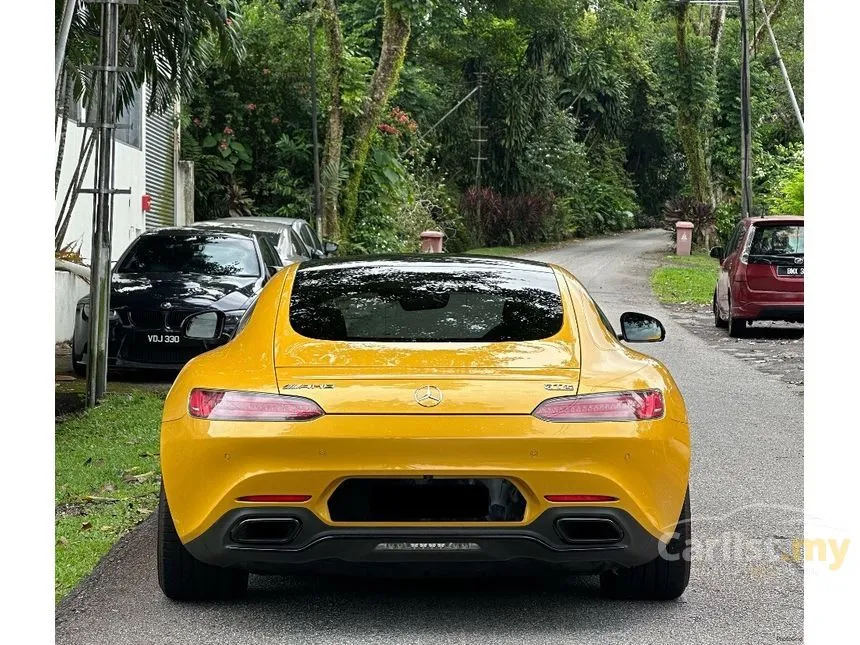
158,255,691,601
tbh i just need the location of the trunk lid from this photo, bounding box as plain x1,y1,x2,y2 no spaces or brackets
274,340,580,415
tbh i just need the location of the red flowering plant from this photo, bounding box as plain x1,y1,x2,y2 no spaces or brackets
376,106,420,141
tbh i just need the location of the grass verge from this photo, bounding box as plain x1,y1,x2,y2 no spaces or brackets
55,392,165,602
650,253,720,304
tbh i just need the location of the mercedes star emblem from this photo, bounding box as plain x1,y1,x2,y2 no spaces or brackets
414,385,443,408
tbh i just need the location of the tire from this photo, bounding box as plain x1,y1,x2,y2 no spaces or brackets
727,294,747,338
72,357,86,378
600,488,691,601
71,337,87,378
713,291,727,328
157,485,248,601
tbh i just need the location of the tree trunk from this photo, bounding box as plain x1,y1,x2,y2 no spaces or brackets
674,4,713,206
340,0,411,236
710,6,726,76
56,71,72,197
55,129,96,251
704,5,726,209
753,0,784,53
319,0,345,240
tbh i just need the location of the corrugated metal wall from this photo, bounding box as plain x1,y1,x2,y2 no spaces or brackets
144,88,176,229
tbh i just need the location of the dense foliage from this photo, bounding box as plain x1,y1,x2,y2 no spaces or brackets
181,0,804,252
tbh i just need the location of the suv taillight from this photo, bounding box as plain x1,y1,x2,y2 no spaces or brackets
188,389,324,421
532,390,664,422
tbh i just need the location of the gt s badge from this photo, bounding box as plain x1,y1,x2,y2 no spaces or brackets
544,384,575,391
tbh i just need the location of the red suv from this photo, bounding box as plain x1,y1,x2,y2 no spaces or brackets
711,216,804,337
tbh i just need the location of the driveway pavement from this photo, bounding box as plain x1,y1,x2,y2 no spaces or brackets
56,229,803,644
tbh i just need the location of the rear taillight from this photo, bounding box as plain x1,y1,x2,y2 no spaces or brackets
532,390,664,422
188,389,324,421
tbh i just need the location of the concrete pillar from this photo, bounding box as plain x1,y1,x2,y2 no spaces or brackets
177,160,195,225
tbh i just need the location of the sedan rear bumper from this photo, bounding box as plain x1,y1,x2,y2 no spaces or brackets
184,506,663,575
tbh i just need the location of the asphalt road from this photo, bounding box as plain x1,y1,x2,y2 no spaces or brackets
56,229,803,645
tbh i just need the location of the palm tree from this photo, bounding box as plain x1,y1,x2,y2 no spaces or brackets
55,0,244,251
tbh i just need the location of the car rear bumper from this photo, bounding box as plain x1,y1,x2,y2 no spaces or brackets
732,301,804,322
162,414,691,552
184,505,663,574
732,283,803,321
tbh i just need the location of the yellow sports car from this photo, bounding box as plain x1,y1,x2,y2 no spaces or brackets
158,255,691,601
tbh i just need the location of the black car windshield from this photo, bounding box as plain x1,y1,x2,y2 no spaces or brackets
289,260,564,342
117,234,261,276
748,224,804,257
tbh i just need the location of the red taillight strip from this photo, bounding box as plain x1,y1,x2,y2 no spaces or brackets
545,495,618,503
188,389,324,421
532,389,665,422
238,495,312,503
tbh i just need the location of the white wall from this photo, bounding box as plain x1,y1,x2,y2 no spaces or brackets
55,271,90,343
55,118,147,263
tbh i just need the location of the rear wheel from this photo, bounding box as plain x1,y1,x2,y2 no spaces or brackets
727,294,747,338
600,488,691,601
713,291,727,328
157,485,248,601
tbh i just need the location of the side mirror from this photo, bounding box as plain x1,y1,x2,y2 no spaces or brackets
709,246,723,259
619,312,665,343
324,240,339,255
183,311,223,340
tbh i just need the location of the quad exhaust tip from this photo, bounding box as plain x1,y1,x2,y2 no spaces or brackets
230,517,301,545
554,517,624,545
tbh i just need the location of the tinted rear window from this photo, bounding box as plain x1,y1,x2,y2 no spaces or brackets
117,234,260,276
289,262,564,342
748,224,804,257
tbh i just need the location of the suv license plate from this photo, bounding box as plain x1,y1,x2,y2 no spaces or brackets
777,265,804,277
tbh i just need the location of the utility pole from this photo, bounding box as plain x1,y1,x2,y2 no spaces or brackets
81,0,131,407
739,0,754,217
757,0,804,134
471,72,487,224
308,4,323,235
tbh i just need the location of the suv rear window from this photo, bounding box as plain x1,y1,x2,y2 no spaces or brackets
748,224,804,257
289,262,564,342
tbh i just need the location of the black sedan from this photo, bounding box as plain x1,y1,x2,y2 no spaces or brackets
71,228,284,375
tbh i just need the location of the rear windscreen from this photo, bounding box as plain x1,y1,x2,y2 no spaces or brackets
117,234,260,276
289,262,564,342
748,225,804,257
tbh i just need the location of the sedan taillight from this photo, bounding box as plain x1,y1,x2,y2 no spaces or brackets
532,390,664,422
188,389,324,421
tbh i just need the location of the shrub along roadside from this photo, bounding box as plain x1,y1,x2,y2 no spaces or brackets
650,254,720,305
55,393,164,602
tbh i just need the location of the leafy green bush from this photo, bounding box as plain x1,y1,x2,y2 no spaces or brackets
715,201,742,247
